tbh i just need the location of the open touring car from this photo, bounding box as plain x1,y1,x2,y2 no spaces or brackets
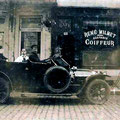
0,53,110,104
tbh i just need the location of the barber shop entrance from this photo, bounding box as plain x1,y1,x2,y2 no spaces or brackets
57,33,75,67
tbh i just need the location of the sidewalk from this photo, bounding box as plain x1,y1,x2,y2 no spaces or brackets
0,95,120,120
111,87,120,95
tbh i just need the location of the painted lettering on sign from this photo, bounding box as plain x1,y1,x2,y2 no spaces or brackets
84,29,116,47
85,39,114,46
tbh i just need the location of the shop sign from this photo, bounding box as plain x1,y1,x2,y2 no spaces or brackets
84,29,116,47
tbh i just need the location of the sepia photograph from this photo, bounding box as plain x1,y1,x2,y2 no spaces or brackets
0,0,120,120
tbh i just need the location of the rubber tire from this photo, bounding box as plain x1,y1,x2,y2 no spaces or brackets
44,66,71,93
0,78,10,104
85,79,110,105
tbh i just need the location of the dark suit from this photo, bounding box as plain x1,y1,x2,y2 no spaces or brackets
0,53,7,61
29,52,40,62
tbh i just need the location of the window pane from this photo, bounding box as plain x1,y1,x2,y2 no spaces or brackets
82,18,118,50
83,51,116,66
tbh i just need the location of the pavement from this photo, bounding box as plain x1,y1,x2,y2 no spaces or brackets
110,87,120,95
0,95,120,120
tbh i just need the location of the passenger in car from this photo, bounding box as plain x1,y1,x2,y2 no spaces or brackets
15,49,29,62
29,45,40,62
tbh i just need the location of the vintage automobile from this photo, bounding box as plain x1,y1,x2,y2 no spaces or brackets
0,53,110,104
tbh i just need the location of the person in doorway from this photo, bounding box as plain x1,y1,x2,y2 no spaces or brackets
29,45,40,62
15,48,29,62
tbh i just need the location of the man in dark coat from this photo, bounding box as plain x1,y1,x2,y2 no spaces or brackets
0,46,7,61
29,45,40,62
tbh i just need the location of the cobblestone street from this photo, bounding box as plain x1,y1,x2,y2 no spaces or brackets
0,95,119,120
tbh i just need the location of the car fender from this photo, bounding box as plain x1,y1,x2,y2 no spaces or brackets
0,71,13,91
85,73,110,85
77,73,110,96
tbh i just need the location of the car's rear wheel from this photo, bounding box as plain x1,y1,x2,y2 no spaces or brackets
0,78,10,103
44,66,71,93
85,79,110,105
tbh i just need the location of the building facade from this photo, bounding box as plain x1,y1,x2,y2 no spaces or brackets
0,0,56,61
1,0,120,70
51,6,120,69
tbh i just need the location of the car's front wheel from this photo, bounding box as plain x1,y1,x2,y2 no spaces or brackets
0,78,10,104
85,79,110,105
44,66,71,93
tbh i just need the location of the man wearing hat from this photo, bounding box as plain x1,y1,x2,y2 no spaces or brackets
29,45,40,62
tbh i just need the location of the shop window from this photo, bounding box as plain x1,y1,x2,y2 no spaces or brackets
82,17,118,50
83,51,116,67
81,17,119,67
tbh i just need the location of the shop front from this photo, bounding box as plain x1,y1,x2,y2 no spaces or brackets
51,7,120,69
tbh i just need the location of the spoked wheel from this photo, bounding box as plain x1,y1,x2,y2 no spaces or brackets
0,78,10,104
85,79,110,105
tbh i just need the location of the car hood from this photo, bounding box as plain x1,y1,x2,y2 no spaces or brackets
70,69,98,77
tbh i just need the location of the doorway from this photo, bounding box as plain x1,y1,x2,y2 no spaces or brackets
58,34,75,67
21,32,41,55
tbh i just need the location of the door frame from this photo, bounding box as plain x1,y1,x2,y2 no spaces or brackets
19,15,43,57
